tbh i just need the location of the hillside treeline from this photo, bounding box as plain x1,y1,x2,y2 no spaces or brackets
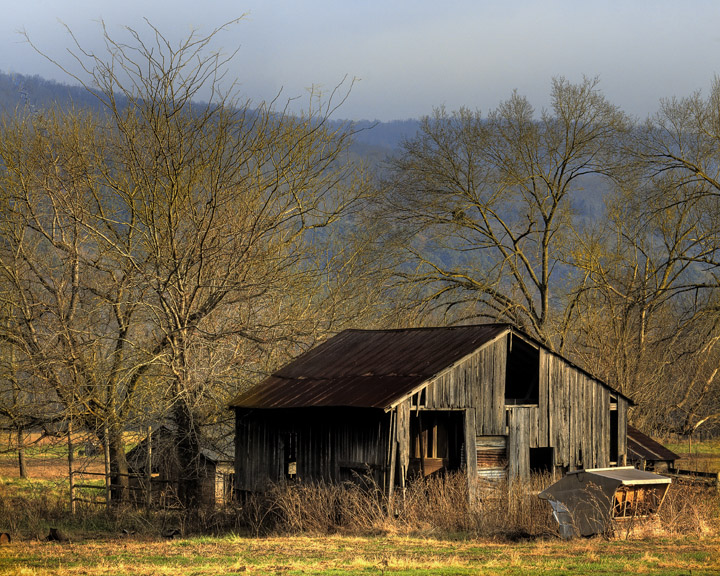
0,22,718,506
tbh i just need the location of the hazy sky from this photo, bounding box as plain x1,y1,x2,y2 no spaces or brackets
2,1,720,121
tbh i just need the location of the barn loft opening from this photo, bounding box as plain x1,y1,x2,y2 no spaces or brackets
505,334,540,404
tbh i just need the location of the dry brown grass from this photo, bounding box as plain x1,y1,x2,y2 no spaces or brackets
1,468,719,575
233,472,560,539
231,471,720,542
1,464,718,543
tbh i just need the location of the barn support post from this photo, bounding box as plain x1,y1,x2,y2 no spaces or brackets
464,409,477,504
67,419,76,515
103,422,111,509
387,409,397,512
417,411,425,477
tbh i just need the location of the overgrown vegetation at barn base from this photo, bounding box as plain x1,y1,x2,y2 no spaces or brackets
1,472,717,541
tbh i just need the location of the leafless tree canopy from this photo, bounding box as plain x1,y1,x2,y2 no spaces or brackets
0,20,373,504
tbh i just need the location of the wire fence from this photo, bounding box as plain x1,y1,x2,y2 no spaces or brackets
0,427,162,511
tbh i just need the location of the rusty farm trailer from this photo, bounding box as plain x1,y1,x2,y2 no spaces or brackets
230,324,632,499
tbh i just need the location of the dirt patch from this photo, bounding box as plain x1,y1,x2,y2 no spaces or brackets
0,455,104,480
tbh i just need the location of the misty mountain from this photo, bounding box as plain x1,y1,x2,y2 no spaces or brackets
0,70,105,115
0,70,607,220
0,70,417,159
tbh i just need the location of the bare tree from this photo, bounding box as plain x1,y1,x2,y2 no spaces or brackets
382,78,629,349
11,20,370,506
570,78,720,434
0,107,161,495
568,164,720,430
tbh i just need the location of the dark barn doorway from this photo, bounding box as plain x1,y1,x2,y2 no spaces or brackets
409,411,464,477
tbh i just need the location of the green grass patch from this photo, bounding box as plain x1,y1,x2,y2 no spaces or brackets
665,437,720,457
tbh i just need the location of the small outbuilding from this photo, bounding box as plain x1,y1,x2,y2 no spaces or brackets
126,425,234,507
230,324,633,499
626,426,679,473
539,466,672,537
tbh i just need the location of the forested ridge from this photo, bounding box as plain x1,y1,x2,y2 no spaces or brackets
1,22,718,507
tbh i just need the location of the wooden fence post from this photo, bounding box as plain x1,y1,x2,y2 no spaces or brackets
146,425,152,508
104,423,111,509
68,419,76,514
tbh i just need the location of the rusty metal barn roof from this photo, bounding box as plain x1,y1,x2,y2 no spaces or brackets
627,425,680,464
229,324,509,410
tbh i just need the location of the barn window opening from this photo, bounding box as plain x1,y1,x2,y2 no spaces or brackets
505,335,540,405
284,432,298,479
530,447,554,473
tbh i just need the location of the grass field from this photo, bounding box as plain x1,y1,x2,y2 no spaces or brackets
1,533,720,576
665,438,720,475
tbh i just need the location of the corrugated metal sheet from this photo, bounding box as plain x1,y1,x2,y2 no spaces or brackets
476,435,507,481
578,466,672,485
230,324,509,410
627,425,679,464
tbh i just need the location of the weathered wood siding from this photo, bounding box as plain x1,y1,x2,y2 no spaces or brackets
538,349,628,471
418,335,628,478
507,407,532,479
424,336,507,435
617,398,628,462
234,408,388,492
395,399,411,485
235,409,283,492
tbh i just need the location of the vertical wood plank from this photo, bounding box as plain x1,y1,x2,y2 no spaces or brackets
464,408,477,502
508,407,530,481
492,338,507,435
618,398,628,464
538,350,548,446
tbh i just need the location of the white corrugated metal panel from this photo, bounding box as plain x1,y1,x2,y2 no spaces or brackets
580,467,671,485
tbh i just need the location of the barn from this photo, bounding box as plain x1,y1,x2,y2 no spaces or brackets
230,324,633,500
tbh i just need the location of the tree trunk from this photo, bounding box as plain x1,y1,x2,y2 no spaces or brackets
109,427,129,502
173,397,201,509
17,427,27,479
